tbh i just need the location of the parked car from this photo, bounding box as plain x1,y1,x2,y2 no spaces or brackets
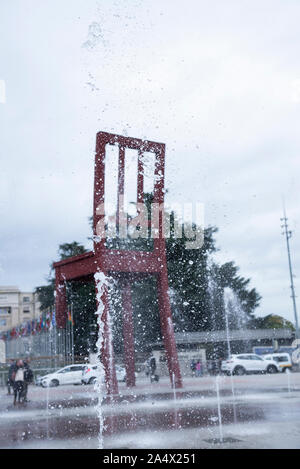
82,364,136,385
35,374,45,386
82,364,99,385
41,364,87,387
221,353,279,375
263,353,292,372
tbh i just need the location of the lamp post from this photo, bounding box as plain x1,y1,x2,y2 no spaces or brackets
281,207,299,339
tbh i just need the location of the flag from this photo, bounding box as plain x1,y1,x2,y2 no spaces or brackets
68,311,74,326
37,316,42,332
21,323,27,337
51,310,56,329
31,320,37,335
26,322,31,335
45,316,51,330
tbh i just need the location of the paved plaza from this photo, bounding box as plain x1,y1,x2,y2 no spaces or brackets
0,372,300,449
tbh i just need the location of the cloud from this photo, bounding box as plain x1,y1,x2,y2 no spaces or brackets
0,0,300,326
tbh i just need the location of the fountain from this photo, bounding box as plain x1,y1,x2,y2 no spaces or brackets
94,271,107,449
223,288,239,424
286,368,292,395
215,374,224,443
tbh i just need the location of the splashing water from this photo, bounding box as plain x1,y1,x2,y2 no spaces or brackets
223,289,232,358
286,368,292,395
215,374,223,443
46,385,50,441
172,372,178,428
223,287,248,332
94,271,108,449
223,288,238,424
82,22,106,50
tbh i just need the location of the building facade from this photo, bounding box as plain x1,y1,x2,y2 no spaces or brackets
0,286,41,332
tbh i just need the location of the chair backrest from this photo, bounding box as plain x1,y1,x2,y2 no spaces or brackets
93,131,166,257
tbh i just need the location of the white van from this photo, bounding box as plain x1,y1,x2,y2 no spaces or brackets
263,353,292,372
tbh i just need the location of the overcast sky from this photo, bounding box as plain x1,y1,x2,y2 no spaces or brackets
1,0,300,326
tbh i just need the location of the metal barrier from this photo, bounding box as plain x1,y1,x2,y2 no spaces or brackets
3,326,75,368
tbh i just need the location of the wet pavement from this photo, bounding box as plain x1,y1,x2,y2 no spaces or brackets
1,372,300,449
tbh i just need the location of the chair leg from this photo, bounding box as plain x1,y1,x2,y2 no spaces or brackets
157,268,182,389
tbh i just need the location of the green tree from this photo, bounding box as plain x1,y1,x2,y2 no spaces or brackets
35,241,98,356
57,242,87,260
166,225,217,332
35,241,88,310
207,261,261,331
249,314,295,331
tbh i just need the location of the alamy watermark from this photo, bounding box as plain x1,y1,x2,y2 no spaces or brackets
94,199,204,250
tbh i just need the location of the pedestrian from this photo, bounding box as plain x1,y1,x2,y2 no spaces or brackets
11,359,25,405
7,359,15,395
149,355,159,382
195,360,202,377
145,359,150,377
23,358,34,402
218,358,223,375
209,360,217,375
190,359,196,377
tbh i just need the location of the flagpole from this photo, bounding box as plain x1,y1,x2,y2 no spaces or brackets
65,318,68,366
47,308,49,360
62,326,64,367
71,303,74,364
68,309,70,365
53,308,57,369
67,310,69,366
68,309,71,364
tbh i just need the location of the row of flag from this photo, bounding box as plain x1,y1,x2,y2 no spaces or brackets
0,310,74,342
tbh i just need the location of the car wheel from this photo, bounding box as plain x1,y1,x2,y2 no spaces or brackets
267,365,277,374
89,377,96,385
50,379,59,387
233,366,246,376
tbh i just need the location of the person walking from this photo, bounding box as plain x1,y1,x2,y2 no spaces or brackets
195,360,202,377
11,359,25,405
149,355,159,383
7,360,15,395
190,359,196,377
23,358,34,402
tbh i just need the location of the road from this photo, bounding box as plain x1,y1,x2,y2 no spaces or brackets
1,372,300,449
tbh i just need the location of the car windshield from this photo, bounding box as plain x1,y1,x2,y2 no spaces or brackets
273,356,289,363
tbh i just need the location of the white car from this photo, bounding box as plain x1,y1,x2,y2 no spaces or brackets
82,364,99,385
41,364,87,387
221,353,279,376
263,353,292,372
35,374,45,386
82,364,135,385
